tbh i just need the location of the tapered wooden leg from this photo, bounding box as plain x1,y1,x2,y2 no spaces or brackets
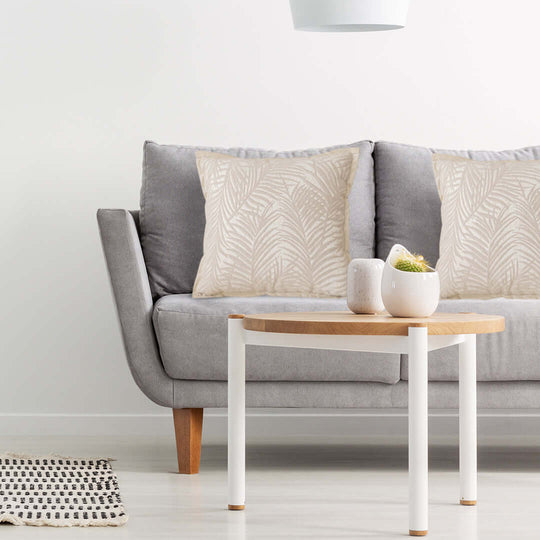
173,408,203,474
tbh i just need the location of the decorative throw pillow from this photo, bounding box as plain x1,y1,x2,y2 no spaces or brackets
433,154,540,299
192,148,360,298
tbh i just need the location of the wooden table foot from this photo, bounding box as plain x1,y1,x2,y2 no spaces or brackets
228,504,245,511
460,500,477,506
409,530,428,537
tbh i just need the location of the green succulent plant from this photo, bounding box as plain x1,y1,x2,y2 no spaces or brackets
394,253,430,273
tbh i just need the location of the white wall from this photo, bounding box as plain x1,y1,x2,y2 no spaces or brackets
1,0,539,416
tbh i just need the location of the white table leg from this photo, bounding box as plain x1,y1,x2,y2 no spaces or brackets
408,326,428,537
228,316,246,511
459,334,477,506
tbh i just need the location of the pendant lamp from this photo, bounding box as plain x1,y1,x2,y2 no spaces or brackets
290,0,409,32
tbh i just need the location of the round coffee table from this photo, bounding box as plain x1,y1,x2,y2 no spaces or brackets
227,311,505,536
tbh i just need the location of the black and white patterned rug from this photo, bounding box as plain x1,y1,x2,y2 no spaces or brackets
0,453,128,527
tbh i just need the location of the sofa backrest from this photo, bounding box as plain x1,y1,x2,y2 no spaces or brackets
139,140,540,298
140,141,375,297
374,142,540,267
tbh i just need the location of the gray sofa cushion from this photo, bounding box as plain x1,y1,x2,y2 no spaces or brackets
152,295,401,384
401,298,540,382
374,141,540,265
140,141,376,297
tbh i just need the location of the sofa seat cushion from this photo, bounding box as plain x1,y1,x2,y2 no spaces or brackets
153,295,401,383
401,298,540,381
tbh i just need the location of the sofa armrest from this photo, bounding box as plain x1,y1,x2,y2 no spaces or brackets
97,209,173,407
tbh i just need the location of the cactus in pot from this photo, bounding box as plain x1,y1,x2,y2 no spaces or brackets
381,244,440,317
394,253,430,273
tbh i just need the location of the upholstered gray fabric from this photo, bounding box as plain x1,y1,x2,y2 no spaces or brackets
88,208,540,410
389,381,540,409
401,298,540,382
140,141,376,297
374,142,540,264
153,294,400,383
98,210,540,410
171,380,540,409
97,209,172,406
172,380,394,408
100,132,540,417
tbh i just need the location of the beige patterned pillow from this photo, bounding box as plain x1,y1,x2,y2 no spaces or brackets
192,148,360,298
433,154,540,299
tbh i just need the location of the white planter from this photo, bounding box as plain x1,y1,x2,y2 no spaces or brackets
347,258,385,314
381,244,440,318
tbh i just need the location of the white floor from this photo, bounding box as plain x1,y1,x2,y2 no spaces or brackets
2,436,540,539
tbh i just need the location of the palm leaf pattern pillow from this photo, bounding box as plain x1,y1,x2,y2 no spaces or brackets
433,154,540,299
193,148,360,298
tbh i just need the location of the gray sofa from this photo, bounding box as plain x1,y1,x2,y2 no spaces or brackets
98,140,540,473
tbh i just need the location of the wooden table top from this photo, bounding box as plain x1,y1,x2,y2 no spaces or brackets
236,311,505,336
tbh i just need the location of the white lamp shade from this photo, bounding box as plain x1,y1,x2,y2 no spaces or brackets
290,0,409,32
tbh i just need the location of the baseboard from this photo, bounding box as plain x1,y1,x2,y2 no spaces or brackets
3,409,540,445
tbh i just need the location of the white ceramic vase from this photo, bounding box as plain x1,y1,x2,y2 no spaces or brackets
347,258,385,314
381,244,440,318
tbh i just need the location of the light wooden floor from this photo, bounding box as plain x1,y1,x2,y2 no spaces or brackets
2,435,540,539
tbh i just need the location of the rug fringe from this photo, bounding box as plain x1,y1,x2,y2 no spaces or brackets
0,452,115,461
0,513,128,527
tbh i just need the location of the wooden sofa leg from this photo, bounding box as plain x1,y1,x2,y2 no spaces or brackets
173,408,203,474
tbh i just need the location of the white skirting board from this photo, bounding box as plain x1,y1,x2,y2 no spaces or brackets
2,409,540,445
